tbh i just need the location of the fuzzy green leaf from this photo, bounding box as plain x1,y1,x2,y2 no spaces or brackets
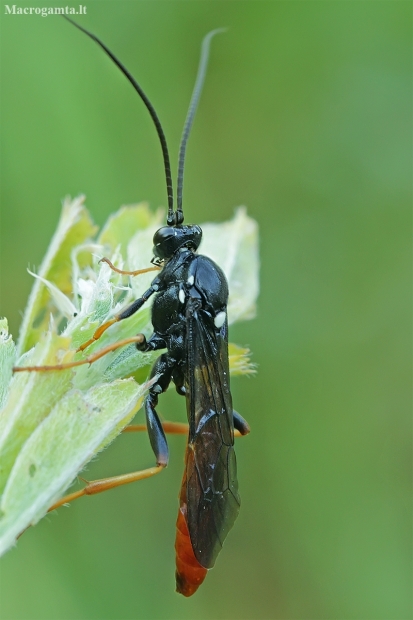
17,196,97,355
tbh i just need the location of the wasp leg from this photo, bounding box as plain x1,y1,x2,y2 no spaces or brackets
44,420,189,517
99,257,160,276
233,410,250,435
124,421,244,438
78,284,158,352
13,336,146,373
47,465,163,513
124,422,189,435
145,352,179,467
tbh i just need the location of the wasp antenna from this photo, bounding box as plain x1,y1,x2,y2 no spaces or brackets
176,29,226,224
62,15,174,222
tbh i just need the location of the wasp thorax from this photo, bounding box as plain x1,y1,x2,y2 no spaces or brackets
153,225,202,260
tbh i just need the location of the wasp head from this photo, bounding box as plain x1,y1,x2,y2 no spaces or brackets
152,225,202,262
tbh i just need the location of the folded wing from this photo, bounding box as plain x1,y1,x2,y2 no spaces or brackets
184,300,240,569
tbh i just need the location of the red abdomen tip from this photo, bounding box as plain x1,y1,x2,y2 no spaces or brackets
175,505,207,597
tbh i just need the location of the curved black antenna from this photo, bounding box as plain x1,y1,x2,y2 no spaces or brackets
176,29,226,224
62,16,175,223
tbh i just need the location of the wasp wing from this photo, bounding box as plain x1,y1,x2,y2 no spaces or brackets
184,299,240,569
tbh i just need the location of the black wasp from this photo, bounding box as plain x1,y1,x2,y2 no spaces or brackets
16,17,251,596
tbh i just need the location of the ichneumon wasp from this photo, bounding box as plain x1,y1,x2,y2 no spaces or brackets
14,16,251,596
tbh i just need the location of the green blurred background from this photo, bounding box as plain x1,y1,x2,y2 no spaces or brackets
0,1,411,619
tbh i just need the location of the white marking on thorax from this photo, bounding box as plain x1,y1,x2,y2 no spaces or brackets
214,311,226,328
178,289,185,304
187,275,194,286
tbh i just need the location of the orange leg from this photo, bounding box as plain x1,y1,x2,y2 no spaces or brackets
48,465,164,512
123,422,243,437
47,423,186,513
77,317,119,352
13,335,145,373
48,422,244,512
99,257,160,277
124,421,189,435
48,423,188,512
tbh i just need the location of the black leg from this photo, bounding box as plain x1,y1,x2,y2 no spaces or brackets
145,352,178,466
233,410,250,435
116,286,156,320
